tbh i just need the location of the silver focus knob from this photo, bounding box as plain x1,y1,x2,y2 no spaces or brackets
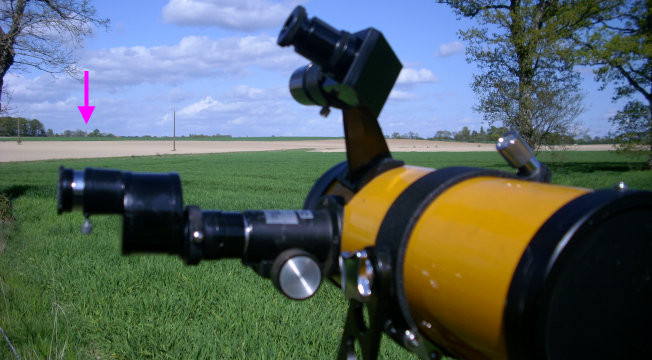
271,249,322,300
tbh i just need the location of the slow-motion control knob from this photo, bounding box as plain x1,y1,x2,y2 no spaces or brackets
271,248,322,300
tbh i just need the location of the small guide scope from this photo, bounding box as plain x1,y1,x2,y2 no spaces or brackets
278,6,402,117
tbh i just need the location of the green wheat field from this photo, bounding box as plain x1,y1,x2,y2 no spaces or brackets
0,150,650,359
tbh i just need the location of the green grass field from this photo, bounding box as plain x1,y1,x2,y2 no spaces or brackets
0,150,650,359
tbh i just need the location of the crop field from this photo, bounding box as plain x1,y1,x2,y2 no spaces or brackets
0,150,650,359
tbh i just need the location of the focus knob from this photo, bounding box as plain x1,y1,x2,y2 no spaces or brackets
271,248,322,300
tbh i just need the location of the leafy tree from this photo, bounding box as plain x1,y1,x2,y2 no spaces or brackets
437,0,587,149
0,0,109,111
476,126,490,142
487,125,509,141
433,130,453,140
88,128,101,137
0,116,42,135
454,126,472,141
609,100,650,152
569,0,651,165
26,118,44,136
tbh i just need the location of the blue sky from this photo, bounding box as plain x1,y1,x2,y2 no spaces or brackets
5,0,625,137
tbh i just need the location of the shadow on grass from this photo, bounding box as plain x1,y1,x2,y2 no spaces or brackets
547,161,649,174
0,184,54,200
0,185,32,200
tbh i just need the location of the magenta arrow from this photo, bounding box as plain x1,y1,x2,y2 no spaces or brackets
78,71,95,124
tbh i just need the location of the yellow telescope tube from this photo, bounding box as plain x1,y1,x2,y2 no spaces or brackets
403,176,587,359
341,166,590,359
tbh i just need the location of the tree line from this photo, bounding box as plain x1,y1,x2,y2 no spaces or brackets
0,117,118,138
387,125,610,145
0,116,46,137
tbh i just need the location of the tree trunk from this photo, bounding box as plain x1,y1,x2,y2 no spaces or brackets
0,0,27,113
0,42,17,113
648,99,651,169
510,0,537,147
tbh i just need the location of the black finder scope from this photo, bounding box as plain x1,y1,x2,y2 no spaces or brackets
57,167,342,300
278,6,401,117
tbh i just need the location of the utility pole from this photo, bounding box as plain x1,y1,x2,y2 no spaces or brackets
17,117,21,144
172,109,176,151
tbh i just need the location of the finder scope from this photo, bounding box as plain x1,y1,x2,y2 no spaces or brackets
279,6,401,117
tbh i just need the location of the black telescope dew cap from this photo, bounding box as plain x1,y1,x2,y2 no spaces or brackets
278,5,307,46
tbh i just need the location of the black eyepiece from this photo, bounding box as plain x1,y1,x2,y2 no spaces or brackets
277,5,307,47
57,167,184,254
57,167,127,215
277,5,359,80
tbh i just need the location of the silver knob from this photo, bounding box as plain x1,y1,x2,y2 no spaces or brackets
271,249,322,300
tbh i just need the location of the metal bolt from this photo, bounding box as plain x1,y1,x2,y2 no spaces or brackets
404,330,419,348
81,216,92,234
614,181,628,191
341,249,375,302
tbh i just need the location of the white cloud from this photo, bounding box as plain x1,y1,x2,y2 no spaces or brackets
396,68,439,87
170,84,342,136
79,34,303,89
435,41,464,57
228,84,267,99
388,89,417,101
178,85,285,119
4,73,77,104
162,0,301,31
178,95,246,117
